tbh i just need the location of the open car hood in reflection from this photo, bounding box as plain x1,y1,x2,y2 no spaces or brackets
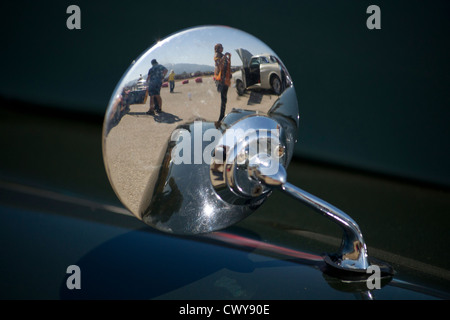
235,48,253,69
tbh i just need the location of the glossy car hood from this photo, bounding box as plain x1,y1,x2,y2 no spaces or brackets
235,48,253,69
0,179,448,300
0,103,449,300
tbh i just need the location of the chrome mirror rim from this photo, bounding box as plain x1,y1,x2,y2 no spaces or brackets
101,25,393,276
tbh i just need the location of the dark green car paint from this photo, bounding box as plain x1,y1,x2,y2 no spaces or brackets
1,104,449,299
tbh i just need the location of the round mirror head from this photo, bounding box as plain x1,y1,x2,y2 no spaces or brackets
103,26,299,234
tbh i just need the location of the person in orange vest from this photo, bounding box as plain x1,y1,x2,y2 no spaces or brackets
214,43,231,122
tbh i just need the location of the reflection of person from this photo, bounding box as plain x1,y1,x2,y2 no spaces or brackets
214,43,231,122
146,59,168,115
168,70,175,93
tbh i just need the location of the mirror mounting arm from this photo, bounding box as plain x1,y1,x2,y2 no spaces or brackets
247,151,371,273
280,181,370,271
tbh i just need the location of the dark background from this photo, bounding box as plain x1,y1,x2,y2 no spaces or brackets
1,0,449,187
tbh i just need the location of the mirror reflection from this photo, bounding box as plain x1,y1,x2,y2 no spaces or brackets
103,26,296,228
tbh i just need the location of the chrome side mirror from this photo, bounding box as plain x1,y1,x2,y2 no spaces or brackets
102,26,390,275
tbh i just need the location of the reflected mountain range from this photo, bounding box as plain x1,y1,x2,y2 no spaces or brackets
164,63,215,74
126,62,242,87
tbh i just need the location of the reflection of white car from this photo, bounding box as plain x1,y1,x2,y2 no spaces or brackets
233,48,290,96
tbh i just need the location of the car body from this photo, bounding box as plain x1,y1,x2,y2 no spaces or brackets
1,101,449,301
233,49,291,96
126,75,148,104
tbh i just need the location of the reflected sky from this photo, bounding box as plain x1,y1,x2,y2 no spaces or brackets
124,26,278,82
